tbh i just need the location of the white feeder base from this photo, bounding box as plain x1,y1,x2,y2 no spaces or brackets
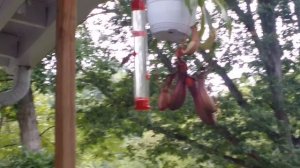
150,22,190,43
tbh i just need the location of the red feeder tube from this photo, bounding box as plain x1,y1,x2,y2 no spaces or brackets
132,0,150,111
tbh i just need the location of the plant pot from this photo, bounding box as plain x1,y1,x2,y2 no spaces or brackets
146,0,197,43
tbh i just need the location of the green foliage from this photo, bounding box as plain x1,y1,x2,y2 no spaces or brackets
0,93,55,163
0,150,54,168
0,68,13,92
32,53,56,94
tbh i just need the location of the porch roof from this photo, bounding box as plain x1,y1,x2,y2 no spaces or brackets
0,0,100,70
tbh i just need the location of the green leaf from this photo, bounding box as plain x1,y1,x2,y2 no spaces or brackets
199,29,216,51
199,6,216,51
212,0,232,37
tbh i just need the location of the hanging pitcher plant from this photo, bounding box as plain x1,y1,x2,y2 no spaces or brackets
184,0,232,52
151,0,232,125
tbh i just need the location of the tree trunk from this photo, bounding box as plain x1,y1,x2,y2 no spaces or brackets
16,88,41,152
257,0,293,150
226,0,293,151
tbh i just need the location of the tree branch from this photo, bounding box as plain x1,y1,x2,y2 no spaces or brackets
225,0,261,45
40,126,55,137
201,52,249,108
0,79,13,82
148,125,250,167
1,143,17,148
157,49,175,73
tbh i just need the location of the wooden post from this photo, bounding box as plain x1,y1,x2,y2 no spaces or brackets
55,0,77,167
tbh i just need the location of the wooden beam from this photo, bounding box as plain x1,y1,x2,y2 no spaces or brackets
55,0,76,167
10,18,46,29
11,0,47,29
0,0,25,30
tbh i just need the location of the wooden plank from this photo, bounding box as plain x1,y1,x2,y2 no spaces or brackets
55,0,77,167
